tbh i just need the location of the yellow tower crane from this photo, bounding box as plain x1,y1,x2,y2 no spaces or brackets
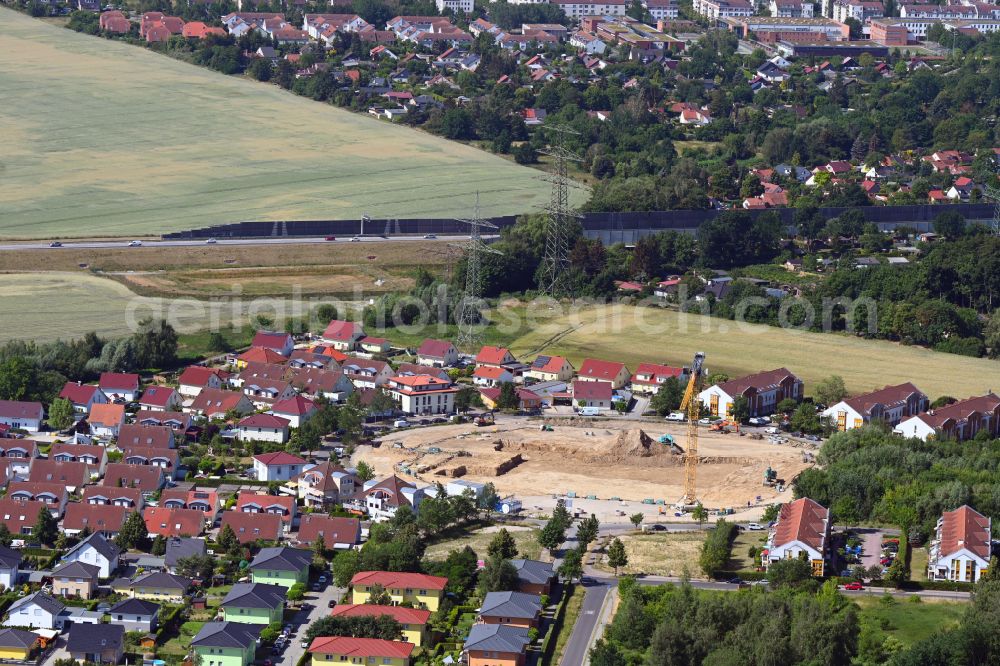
678,351,706,507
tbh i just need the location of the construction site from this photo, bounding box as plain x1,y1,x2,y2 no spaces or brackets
354,418,816,511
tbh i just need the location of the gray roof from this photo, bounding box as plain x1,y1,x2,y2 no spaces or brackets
0,545,22,570
511,559,554,585
0,628,38,649
10,592,64,616
164,537,206,567
221,583,287,611
480,591,541,620
67,623,124,654
131,571,191,591
464,623,530,653
108,598,160,616
191,622,261,649
63,533,120,564
248,547,311,573
52,561,100,580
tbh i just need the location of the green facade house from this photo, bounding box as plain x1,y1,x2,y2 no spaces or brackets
248,547,311,589
190,622,260,666
220,583,286,625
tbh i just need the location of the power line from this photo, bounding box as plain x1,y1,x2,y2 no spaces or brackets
538,124,583,298
455,192,502,348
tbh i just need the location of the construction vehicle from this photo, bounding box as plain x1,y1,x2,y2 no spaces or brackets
540,424,554,432
709,419,740,433
474,412,495,427
763,467,778,486
678,351,706,507
658,434,675,446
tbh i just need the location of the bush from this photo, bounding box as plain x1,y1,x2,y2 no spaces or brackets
699,519,738,577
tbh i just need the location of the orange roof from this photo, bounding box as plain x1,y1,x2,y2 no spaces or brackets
773,497,828,551
89,403,125,428
350,571,448,590
473,366,509,380
308,637,414,659
239,347,289,365
939,505,990,559
390,375,451,388
330,604,430,625
579,358,628,381
476,346,512,365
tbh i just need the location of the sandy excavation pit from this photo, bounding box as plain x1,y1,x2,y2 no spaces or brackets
353,420,815,509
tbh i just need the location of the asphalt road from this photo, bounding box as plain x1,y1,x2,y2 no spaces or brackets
0,234,494,251
277,582,345,666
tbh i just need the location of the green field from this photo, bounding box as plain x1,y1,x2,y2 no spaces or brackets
0,8,561,239
855,596,966,647
424,525,542,561
508,303,1000,398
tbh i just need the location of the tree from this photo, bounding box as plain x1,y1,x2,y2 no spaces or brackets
217,524,241,556
150,534,167,556
479,482,499,514
287,582,306,604
305,615,402,643
497,382,519,410
932,211,966,238
0,357,40,402
692,503,708,528
729,396,750,424
767,556,813,588
558,548,583,583
478,554,518,594
332,549,360,587
366,583,392,606
629,513,644,530
590,639,626,666
355,460,376,483
576,514,600,550
607,537,628,576
47,398,74,431
34,507,57,546
0,524,12,548
315,304,339,323
339,394,365,443
650,377,684,416
115,510,149,551
487,528,519,560
207,332,230,353
986,309,1000,359
176,554,215,581
455,386,483,413
814,375,848,406
762,503,781,523
790,403,823,434
538,519,565,553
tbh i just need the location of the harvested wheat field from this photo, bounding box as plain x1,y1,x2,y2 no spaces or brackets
354,420,811,509
594,532,705,577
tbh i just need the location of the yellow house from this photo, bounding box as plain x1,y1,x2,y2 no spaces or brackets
309,636,413,666
0,628,39,660
328,605,431,647
349,572,447,612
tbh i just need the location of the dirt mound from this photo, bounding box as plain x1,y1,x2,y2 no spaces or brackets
600,429,680,464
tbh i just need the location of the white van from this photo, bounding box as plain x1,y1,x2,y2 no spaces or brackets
393,419,410,428
579,407,602,416
666,411,686,422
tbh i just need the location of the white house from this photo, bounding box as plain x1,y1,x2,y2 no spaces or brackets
630,363,685,395
895,393,1000,442
139,386,183,412
321,320,366,351
0,440,38,480
4,592,66,630
58,383,108,417
239,415,291,445
177,366,224,398
0,546,21,590
361,476,425,522
60,533,120,579
762,498,830,577
699,368,803,419
577,359,631,389
342,360,394,390
571,380,613,412
927,505,991,583
385,375,458,416
822,382,928,431
99,373,141,402
270,395,317,429
0,401,44,433
436,0,473,12
416,339,459,367
472,366,514,388
550,0,626,18
252,451,309,482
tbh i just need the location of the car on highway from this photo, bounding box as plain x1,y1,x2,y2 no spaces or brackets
127,240,142,247
423,234,437,239
206,238,217,244
350,236,361,242
746,523,765,531
325,235,336,241
643,524,669,532
49,241,62,248
843,582,864,591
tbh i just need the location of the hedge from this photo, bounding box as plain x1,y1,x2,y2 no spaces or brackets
540,583,575,665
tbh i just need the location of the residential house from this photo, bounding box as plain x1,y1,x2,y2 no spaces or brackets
237,414,290,445
927,505,991,583
99,373,141,402
362,476,425,522
61,533,120,579
252,452,309,482
103,463,165,496
107,598,159,633
0,498,51,536
7,482,68,517
577,359,631,389
122,446,180,480
50,442,107,476
762,497,830,576
473,366,514,388
947,177,977,201
248,547,311,589
699,368,803,418
177,366,225,398
118,423,175,448
475,346,516,368
139,386,184,412
525,356,574,383
308,637,413,666
59,383,108,418
289,368,354,402
631,363,685,395
357,337,391,355
395,363,450,383
88,403,126,439
510,560,554,595
271,395,317,428
143,507,205,538
288,349,340,371
3,593,65,630
342,359,394,389
239,379,296,410
188,389,255,420
66,624,124,665
463,624,530,666
571,380,612,412
822,382,928,431
164,537,207,575
0,547,21,590
479,387,542,412
289,463,357,508
250,331,295,357
160,488,219,518
321,320,366,351
0,439,38,481
350,571,448,611
235,492,296,532
234,348,290,369
0,628,39,661
232,363,292,389
385,375,457,415
478,591,541,628
329,605,430,647
221,583,286,625
416,339,459,367
126,572,191,603
82,485,143,509
220,511,283,544
895,393,1000,442
28,459,89,490
190,622,261,666
0,401,44,433
51,562,100,599
62,503,129,538
295,515,361,550
99,10,131,33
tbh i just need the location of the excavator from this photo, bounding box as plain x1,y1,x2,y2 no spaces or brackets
678,351,706,507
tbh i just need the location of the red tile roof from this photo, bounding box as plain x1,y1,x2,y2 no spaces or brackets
0,401,42,421
178,366,222,388
632,363,683,386
236,492,296,520
140,386,178,408
239,348,290,365
473,366,510,380
82,486,144,508
417,339,455,358
530,355,570,374
220,511,283,543
322,320,363,342
253,451,305,466
329,604,430,625
939,505,990,560
272,395,317,417
572,380,613,401
239,414,290,429
63,502,130,533
0,498,50,534
251,331,293,351
350,571,448,591
308,637,414,659
117,424,173,448
29,459,89,487
916,393,1000,429
773,497,828,551
475,346,512,365
144,506,205,537
59,383,102,405
189,389,248,416
578,359,628,382
297,515,360,548
100,372,140,391
102,462,164,492
843,382,924,415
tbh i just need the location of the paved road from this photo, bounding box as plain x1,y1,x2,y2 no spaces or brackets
0,234,494,251
277,582,345,666
560,578,614,666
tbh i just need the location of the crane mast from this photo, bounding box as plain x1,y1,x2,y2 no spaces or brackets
678,352,706,506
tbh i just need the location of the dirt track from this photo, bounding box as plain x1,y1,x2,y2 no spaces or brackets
352,419,814,509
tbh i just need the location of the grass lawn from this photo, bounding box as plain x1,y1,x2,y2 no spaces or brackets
728,530,767,572
854,595,967,647
159,620,204,657
594,531,705,578
909,546,929,582
508,303,1000,397
0,8,563,239
423,524,542,561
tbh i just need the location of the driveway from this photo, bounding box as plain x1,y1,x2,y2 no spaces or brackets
276,583,345,666
855,529,886,573
38,635,68,666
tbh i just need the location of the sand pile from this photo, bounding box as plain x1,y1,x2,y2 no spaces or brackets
600,429,681,464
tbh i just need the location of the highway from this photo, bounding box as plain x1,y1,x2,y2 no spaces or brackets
0,234,491,251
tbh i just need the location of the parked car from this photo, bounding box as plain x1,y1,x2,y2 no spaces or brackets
843,582,864,591
748,417,769,426
643,524,668,533
666,412,686,422
317,575,327,585
312,583,321,591
747,523,765,531
206,238,217,244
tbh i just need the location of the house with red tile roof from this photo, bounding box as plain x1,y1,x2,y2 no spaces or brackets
82,485,144,510
59,383,108,417
221,511,284,544
308,345,350,363
139,386,182,412
0,498,55,536
894,393,1000,442
524,355,574,383
928,189,949,203
100,10,132,33
822,382,928,431
122,446,180,479
188,389,255,420
29,459,90,489
350,571,447,610
289,367,354,402
472,366,514,388
699,368,803,418
99,373,141,401
271,395,317,428
181,21,227,38
251,331,295,355
571,380,613,412
236,347,290,369
89,403,126,439
475,346,516,368
238,414,290,445
0,439,38,481
63,502,130,538
328,605,429,646
296,515,360,550
359,476,425,522
178,366,225,397
308,637,414,664
927,505,991,583
416,339,459,367
239,378,296,410
160,488,220,517
947,176,976,200
233,363,294,387
118,424,175,449
342,359,393,389
288,349,340,371
762,497,830,576
0,401,44,433
102,463,165,496
50,442,107,476
321,320,366,351
7,482,69,517
143,506,205,538
479,387,543,412
631,363,686,395
252,452,308,482
577,359,631,389
236,492,296,531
